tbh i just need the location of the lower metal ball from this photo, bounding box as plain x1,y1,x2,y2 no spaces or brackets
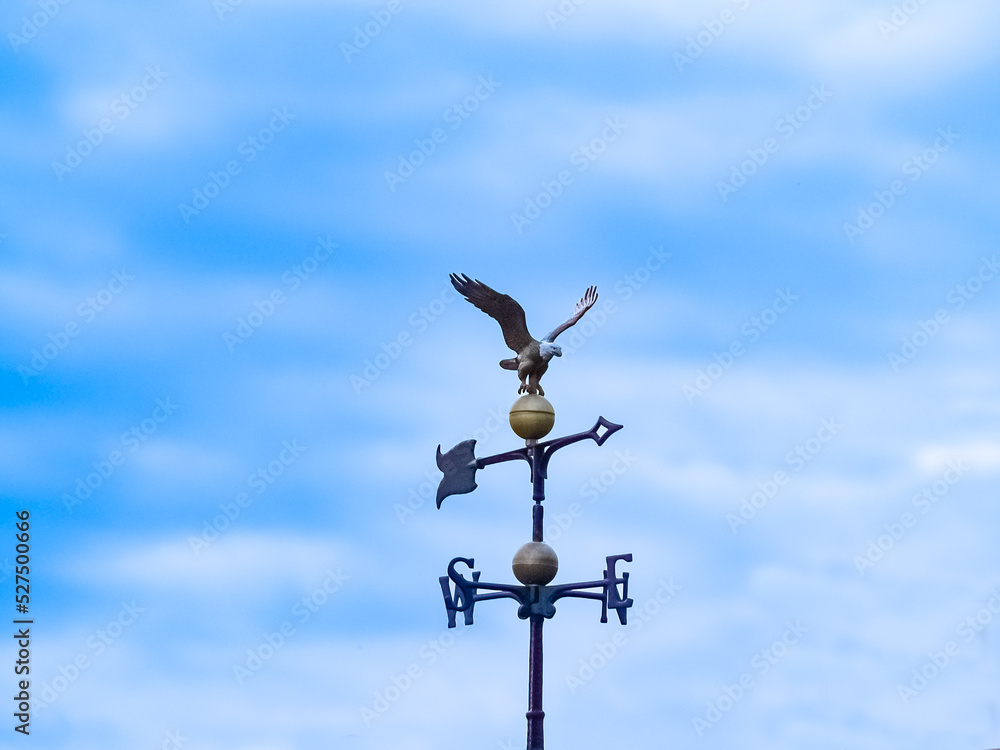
512,542,559,585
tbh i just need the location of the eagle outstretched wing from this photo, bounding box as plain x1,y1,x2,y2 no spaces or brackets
543,285,598,342
449,273,535,353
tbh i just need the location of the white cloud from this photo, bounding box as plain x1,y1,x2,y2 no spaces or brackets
68,532,351,596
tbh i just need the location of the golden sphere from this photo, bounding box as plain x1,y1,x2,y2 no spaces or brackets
512,541,559,585
509,395,555,440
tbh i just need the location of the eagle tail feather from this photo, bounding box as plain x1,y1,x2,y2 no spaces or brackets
499,357,518,370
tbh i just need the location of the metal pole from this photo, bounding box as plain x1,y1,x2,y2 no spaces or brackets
528,442,545,748
531,444,544,541
526,614,544,750
436,419,629,750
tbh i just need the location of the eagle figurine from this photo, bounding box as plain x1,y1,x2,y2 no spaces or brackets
450,273,598,396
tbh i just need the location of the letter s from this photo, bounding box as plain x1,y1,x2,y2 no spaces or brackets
418,644,437,666
282,270,300,292
750,654,769,675
912,495,931,514
409,312,427,334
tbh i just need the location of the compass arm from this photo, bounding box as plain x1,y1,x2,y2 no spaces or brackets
440,557,530,627
541,553,633,624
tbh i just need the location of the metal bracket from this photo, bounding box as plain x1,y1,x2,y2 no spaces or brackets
439,554,633,628
435,417,623,507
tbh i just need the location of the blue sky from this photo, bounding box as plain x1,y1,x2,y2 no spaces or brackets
3,0,1000,747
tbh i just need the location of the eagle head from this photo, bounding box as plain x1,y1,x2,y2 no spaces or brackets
539,341,563,360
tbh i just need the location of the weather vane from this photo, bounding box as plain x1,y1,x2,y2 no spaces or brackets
434,273,633,750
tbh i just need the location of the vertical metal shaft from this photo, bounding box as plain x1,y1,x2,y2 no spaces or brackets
531,444,544,542
526,614,544,750
527,442,545,748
